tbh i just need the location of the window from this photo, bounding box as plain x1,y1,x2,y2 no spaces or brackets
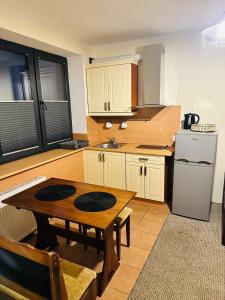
0,40,72,164
35,51,72,149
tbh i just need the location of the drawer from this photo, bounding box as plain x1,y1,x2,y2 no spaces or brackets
126,153,165,165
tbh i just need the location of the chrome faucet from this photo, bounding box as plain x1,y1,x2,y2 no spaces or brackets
108,137,117,144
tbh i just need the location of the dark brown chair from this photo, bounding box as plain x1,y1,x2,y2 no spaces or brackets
65,207,133,260
113,206,132,260
0,235,97,300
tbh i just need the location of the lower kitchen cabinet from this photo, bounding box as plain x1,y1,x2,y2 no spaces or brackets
84,150,165,202
126,154,165,202
83,150,103,185
103,151,126,189
126,161,145,198
83,150,126,189
144,162,165,202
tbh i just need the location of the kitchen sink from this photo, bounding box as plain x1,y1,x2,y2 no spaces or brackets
95,143,124,149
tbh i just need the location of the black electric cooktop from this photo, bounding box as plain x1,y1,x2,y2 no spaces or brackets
136,145,168,150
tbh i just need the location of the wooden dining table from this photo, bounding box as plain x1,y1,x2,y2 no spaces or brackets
3,177,136,295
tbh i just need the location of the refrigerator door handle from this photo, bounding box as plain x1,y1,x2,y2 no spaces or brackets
177,158,189,163
176,158,212,165
197,161,212,165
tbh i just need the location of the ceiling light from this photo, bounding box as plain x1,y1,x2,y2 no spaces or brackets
201,13,225,47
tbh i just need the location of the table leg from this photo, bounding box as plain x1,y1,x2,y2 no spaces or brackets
98,223,119,295
33,212,58,250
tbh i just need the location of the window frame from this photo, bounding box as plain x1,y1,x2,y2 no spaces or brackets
34,49,73,151
0,40,73,164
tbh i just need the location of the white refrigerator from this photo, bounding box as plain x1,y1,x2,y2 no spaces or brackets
172,130,218,221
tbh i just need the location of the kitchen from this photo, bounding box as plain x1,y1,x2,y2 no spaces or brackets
0,1,225,299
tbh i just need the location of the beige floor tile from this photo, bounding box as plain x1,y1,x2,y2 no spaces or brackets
138,218,163,235
99,287,128,300
130,215,143,229
144,208,168,223
120,245,149,269
147,203,170,214
129,205,148,218
129,199,153,208
110,264,140,294
130,230,157,250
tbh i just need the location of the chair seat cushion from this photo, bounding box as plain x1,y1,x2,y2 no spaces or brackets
114,207,133,225
60,258,96,300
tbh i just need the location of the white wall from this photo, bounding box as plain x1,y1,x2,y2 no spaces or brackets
94,30,225,203
68,56,87,133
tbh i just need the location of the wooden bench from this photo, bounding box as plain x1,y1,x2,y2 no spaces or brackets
0,235,97,300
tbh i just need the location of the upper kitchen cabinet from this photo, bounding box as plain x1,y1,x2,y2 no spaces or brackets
86,60,137,116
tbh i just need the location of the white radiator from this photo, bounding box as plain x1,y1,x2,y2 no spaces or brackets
0,176,46,241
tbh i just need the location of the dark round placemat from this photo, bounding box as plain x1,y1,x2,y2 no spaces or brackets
74,192,116,212
35,184,76,201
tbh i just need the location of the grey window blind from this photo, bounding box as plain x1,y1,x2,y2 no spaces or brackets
0,102,39,155
44,102,71,144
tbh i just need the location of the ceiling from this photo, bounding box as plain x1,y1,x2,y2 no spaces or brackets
1,0,225,46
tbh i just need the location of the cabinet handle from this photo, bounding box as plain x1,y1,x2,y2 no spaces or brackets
139,166,143,176
108,102,111,111
139,158,148,162
104,102,108,111
98,153,102,162
102,153,105,162
144,166,147,176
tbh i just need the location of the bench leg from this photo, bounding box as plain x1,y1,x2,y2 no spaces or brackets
65,220,70,244
83,225,88,250
126,216,130,247
115,225,121,260
78,224,83,233
95,229,102,254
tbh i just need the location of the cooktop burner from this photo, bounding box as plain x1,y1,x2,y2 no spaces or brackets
74,192,116,212
35,184,76,201
136,145,168,150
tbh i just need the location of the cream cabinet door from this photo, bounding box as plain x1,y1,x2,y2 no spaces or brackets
86,67,108,113
108,64,131,112
144,163,164,202
83,150,104,185
103,152,126,189
126,161,144,198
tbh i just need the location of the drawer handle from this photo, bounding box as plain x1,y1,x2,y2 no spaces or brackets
139,158,149,162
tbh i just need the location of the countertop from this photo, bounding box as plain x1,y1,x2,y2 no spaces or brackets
87,143,174,157
0,149,82,181
0,143,174,182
